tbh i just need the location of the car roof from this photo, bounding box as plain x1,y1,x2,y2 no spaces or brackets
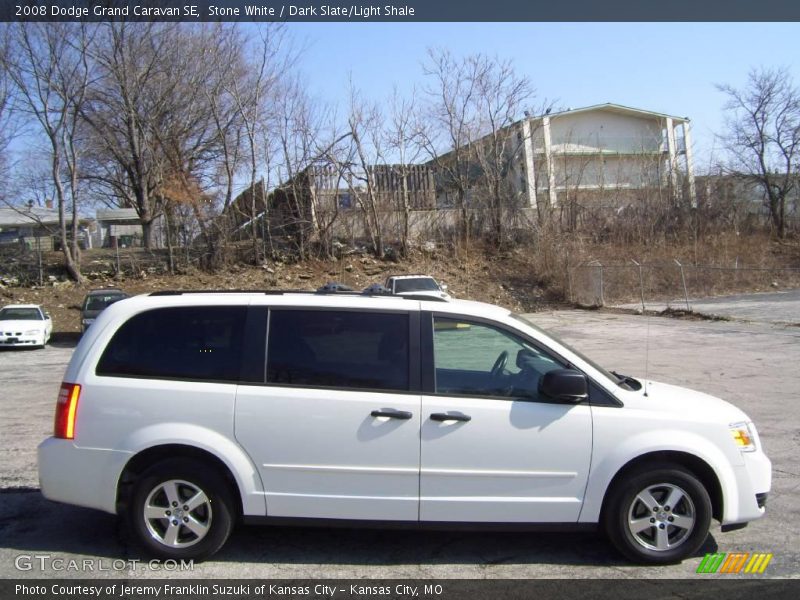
2,304,42,309
87,288,126,296
387,274,437,280
110,290,509,320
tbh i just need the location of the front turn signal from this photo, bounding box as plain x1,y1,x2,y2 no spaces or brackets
729,422,756,452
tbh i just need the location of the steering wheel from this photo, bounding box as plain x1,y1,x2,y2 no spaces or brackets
490,350,509,378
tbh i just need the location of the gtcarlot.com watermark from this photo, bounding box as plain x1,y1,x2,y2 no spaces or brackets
14,554,194,573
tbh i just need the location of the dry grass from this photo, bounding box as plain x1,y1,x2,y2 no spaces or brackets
553,232,800,306
2,231,799,332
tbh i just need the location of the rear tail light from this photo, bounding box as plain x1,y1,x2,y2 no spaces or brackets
54,382,81,439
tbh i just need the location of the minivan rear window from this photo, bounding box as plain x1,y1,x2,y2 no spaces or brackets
96,306,246,383
267,310,409,391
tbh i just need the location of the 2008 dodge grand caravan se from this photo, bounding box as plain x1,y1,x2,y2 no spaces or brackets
38,290,771,564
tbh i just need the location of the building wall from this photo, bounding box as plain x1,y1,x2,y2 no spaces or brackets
545,110,666,154
523,108,692,208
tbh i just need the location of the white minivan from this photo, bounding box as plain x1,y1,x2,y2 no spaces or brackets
38,290,771,563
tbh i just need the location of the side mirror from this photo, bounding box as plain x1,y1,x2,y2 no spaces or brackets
539,369,588,403
441,284,448,291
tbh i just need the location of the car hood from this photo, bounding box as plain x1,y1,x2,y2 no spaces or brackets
0,320,46,330
631,379,750,424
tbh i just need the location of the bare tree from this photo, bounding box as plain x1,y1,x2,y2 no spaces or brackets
227,25,290,264
384,86,425,255
81,22,173,249
83,23,234,251
420,48,483,237
470,55,533,244
346,83,386,257
718,67,800,239
420,49,535,244
273,79,349,258
274,80,321,258
0,28,21,191
3,23,92,283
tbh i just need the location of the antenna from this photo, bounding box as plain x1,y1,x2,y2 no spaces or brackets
632,259,650,397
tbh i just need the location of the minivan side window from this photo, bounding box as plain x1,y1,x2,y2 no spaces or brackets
96,306,246,383
267,310,409,392
433,316,565,400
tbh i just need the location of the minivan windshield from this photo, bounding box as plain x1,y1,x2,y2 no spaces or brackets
510,313,630,388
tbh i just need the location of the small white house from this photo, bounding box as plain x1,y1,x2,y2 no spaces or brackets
93,208,165,248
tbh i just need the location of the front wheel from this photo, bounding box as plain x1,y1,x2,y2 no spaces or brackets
603,464,712,564
127,458,235,561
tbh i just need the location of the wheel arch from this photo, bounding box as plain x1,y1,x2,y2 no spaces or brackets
117,444,244,517
599,451,724,523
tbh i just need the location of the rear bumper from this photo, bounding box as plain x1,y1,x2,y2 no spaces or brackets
37,437,131,514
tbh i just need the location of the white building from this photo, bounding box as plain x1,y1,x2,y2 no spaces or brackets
93,208,165,248
518,103,696,208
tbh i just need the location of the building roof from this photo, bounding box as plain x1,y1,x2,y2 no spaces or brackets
96,208,140,222
0,207,61,227
532,103,690,123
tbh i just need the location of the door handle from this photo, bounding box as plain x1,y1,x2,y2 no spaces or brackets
371,409,413,420
430,412,471,422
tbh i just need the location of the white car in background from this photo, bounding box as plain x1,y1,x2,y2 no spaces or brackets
385,274,451,299
0,304,52,348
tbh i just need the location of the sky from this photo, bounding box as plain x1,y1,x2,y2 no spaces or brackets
283,21,800,169
6,20,798,205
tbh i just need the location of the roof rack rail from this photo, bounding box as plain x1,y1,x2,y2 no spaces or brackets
147,289,449,302
149,289,307,296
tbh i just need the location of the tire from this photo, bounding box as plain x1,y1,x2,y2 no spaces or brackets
127,458,236,561
603,464,712,564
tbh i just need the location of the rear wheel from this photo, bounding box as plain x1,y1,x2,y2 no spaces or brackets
603,464,712,564
127,458,235,561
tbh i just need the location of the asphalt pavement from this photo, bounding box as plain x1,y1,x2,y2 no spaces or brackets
618,288,800,325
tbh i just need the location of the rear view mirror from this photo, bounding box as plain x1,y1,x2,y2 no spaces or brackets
539,369,588,403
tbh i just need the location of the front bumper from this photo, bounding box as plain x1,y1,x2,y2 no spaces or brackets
0,333,44,346
722,450,771,526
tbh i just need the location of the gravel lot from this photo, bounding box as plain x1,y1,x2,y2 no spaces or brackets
0,307,798,579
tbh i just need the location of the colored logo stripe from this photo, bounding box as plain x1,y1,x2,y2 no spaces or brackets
744,553,773,574
720,553,749,573
697,552,772,574
697,553,726,573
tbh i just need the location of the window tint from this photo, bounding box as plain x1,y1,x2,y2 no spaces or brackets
433,317,564,399
84,294,126,311
267,310,409,391
96,306,246,382
394,278,439,293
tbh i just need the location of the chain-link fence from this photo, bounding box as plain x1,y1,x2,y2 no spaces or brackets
0,246,186,287
569,261,800,308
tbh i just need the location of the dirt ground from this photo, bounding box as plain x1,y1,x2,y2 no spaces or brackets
2,233,800,334
0,246,557,334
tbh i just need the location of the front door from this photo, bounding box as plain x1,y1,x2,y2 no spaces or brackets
419,315,593,523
